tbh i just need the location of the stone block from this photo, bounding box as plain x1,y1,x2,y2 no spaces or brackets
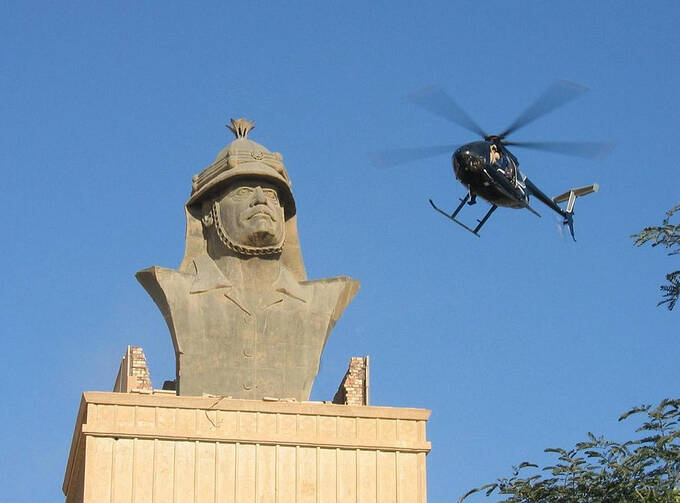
63,391,431,502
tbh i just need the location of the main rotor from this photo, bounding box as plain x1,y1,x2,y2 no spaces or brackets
370,80,613,169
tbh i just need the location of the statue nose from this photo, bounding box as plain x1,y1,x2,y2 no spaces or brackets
250,186,267,205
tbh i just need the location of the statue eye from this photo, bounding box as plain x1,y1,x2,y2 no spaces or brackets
233,187,254,197
264,189,279,201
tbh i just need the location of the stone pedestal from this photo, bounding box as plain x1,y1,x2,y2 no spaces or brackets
63,392,431,502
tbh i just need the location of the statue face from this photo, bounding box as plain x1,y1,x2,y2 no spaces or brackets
215,179,285,250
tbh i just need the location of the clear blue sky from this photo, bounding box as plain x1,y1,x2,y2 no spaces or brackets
2,1,678,501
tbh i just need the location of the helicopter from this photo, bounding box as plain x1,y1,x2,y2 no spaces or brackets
372,80,611,240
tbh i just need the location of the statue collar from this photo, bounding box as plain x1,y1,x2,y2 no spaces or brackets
189,254,308,304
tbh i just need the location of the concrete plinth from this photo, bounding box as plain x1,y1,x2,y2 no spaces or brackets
63,392,431,502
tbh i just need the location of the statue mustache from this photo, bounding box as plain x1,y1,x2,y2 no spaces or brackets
244,205,278,222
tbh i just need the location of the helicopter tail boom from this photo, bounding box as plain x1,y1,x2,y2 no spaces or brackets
524,179,599,241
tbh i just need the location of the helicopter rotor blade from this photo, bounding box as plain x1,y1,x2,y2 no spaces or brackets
504,140,614,159
369,144,458,168
500,80,589,138
406,85,488,138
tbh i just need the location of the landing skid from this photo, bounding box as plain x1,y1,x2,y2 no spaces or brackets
429,194,497,237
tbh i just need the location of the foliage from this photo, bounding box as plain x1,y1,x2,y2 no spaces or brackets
460,399,680,503
632,204,680,311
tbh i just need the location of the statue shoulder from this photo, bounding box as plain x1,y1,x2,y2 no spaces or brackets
135,266,194,308
301,276,360,320
302,276,360,294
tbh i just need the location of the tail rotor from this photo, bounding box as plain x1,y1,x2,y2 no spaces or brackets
563,211,575,241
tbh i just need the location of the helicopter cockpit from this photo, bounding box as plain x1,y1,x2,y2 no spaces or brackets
490,144,525,194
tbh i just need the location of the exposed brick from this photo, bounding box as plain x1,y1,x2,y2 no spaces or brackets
113,346,153,393
332,356,369,406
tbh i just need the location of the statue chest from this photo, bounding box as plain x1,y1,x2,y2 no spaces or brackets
173,288,330,400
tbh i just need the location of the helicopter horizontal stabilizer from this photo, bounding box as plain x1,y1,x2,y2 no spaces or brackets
552,184,599,213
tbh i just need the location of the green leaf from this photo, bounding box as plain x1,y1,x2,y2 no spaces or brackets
545,447,568,455
518,462,539,469
458,487,480,502
619,405,650,421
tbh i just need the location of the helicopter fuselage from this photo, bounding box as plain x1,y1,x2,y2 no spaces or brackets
398,81,602,239
452,140,528,208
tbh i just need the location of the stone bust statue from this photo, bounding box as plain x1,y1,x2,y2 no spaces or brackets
137,118,360,400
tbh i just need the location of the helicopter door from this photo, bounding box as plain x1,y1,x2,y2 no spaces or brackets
494,152,516,184
505,155,517,185
506,156,527,195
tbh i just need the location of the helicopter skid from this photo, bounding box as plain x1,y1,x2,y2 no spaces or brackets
429,196,497,237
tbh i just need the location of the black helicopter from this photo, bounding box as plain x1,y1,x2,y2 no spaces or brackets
373,80,610,239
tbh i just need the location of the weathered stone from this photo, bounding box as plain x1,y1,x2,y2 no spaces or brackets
137,119,360,400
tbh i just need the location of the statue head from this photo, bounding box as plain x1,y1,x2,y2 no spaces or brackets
207,179,286,255
180,119,307,278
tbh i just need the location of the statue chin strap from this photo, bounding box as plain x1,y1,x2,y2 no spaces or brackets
211,200,285,257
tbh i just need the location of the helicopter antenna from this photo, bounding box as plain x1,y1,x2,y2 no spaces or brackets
500,79,589,138
406,85,488,138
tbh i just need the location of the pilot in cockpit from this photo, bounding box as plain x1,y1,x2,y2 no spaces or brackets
491,144,514,181
491,145,526,196
489,144,501,164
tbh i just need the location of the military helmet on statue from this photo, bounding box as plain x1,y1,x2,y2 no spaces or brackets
187,118,296,219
